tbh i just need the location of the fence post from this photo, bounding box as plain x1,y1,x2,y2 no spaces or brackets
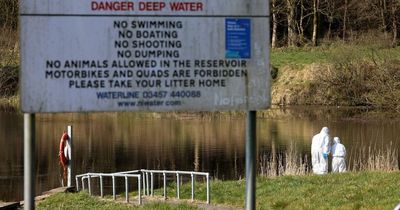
88,174,92,195
112,175,116,200
142,171,146,195
146,172,149,196
76,176,79,191
100,175,103,197
82,177,85,190
206,174,210,204
125,176,129,203
138,175,142,205
151,172,154,196
191,173,195,201
176,173,180,199
163,172,167,200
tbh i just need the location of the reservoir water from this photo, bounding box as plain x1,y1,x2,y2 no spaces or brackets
1,106,399,201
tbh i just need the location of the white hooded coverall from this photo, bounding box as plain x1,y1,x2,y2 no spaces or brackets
331,137,346,172
311,127,330,174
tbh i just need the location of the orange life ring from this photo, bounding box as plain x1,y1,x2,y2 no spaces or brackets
59,132,69,167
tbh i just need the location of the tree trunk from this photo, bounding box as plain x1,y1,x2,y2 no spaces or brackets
380,0,387,33
327,21,332,40
312,0,319,46
391,1,398,47
299,0,305,43
286,0,297,47
271,0,278,48
343,0,348,41
323,0,335,41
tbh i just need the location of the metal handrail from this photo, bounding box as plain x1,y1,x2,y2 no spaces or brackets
76,172,141,204
76,169,210,205
140,169,210,204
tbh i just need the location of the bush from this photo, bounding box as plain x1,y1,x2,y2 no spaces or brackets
0,0,18,29
0,66,18,97
313,59,400,109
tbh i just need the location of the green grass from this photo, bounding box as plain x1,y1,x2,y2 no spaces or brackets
38,171,400,209
271,47,329,68
186,171,400,209
37,191,200,210
255,172,400,209
37,191,131,210
271,44,400,69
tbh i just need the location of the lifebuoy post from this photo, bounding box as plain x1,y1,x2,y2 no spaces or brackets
67,125,73,187
59,126,73,187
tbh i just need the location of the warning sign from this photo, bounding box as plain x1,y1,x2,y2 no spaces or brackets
20,0,270,112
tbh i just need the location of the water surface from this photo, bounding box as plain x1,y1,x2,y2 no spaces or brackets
1,107,399,201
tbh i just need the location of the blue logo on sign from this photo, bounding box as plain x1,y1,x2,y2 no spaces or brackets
225,19,251,59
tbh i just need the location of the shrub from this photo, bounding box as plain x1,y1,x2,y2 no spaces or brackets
0,0,18,29
0,66,18,97
313,59,400,109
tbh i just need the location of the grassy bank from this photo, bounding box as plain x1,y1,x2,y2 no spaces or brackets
37,171,400,209
271,41,400,69
271,43,400,108
36,191,198,210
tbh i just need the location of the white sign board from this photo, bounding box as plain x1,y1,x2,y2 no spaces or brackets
20,0,270,112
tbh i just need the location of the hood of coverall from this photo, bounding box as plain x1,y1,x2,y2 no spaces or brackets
333,137,340,144
320,127,329,135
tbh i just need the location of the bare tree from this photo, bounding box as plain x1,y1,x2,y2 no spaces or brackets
379,0,388,35
271,0,278,48
343,0,348,41
319,0,337,40
0,0,18,29
286,0,298,47
390,0,399,47
312,0,320,46
298,0,305,42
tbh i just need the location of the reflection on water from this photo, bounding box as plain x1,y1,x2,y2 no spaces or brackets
1,107,399,201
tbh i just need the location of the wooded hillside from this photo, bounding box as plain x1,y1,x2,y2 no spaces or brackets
1,0,399,47
271,0,399,47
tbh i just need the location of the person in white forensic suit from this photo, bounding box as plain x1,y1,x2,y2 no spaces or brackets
311,127,330,174
331,137,346,173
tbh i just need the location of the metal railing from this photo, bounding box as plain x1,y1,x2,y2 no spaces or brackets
76,169,210,205
76,171,141,204
140,169,210,204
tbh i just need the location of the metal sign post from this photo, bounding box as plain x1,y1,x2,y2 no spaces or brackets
245,111,256,210
24,114,35,210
